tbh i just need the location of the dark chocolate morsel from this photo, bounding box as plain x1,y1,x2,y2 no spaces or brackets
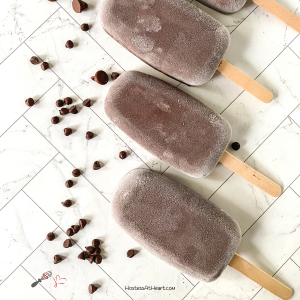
111,72,120,80
81,23,89,31
47,232,55,241
56,99,64,107
64,97,72,105
69,105,78,114
25,98,34,107
65,40,74,49
54,255,62,264
87,256,94,264
83,99,91,107
85,246,95,254
231,142,240,151
41,62,49,71
72,0,87,13
59,108,69,115
92,239,100,248
30,56,39,65
94,70,108,85
71,225,80,234
64,128,72,136
86,131,94,140
78,251,86,260
119,151,127,160
94,255,102,264
66,228,74,236
51,116,59,124
65,179,74,188
127,250,135,258
79,218,87,229
61,199,72,207
89,284,97,294
72,169,81,177
93,161,101,170
63,239,73,248
91,247,101,256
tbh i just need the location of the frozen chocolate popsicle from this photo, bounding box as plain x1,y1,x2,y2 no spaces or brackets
100,0,272,103
112,169,292,299
105,71,281,197
196,0,300,33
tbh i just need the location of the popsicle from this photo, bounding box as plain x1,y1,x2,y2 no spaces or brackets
100,0,273,103
112,169,292,299
196,0,300,33
105,71,281,197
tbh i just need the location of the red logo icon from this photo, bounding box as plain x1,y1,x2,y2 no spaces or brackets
53,275,67,288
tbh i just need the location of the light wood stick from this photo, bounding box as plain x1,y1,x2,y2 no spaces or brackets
229,254,293,300
253,0,300,33
217,59,273,103
219,151,281,197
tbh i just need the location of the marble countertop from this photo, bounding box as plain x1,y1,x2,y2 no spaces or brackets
1,0,300,299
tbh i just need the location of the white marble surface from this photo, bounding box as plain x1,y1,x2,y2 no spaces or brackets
1,0,300,299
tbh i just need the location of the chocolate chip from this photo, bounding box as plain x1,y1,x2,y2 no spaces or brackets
94,70,108,85
72,169,81,177
48,0,57,1
85,246,95,255
93,161,101,170
87,256,94,264
119,151,127,160
127,250,135,258
81,23,89,31
78,251,86,260
64,128,72,136
65,179,73,188
69,105,78,114
65,40,74,49
41,62,49,71
91,247,101,256
47,232,55,241
83,99,91,107
51,116,59,124
61,199,72,207
71,225,80,234
25,98,34,107
111,72,120,80
92,239,100,248
59,108,69,115
64,97,72,105
72,0,88,13
54,255,62,264
63,239,73,248
89,284,97,294
231,142,240,151
66,228,74,236
86,131,94,140
30,56,39,65
56,100,64,107
79,219,87,229
94,255,102,264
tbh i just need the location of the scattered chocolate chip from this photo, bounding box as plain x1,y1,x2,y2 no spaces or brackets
81,23,89,31
72,169,81,177
30,56,39,65
48,0,57,2
94,255,102,264
47,232,55,241
63,239,73,248
127,250,135,258
64,97,72,105
85,246,95,255
66,228,74,236
71,225,80,234
65,179,74,188
56,99,64,107
41,62,49,71
91,247,101,256
78,251,86,260
61,199,72,207
69,105,78,114
83,99,91,107
89,284,97,294
119,151,127,160
93,161,101,170
231,142,240,151
79,218,87,229
64,128,72,136
94,70,108,85
72,0,88,13
87,256,94,264
25,98,34,107
51,116,59,124
92,239,100,248
86,131,94,140
59,108,69,115
65,40,74,49
54,255,62,264
111,72,120,80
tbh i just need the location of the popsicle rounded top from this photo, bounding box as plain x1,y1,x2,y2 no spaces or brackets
105,71,232,178
100,0,230,86
112,168,241,282
196,0,247,14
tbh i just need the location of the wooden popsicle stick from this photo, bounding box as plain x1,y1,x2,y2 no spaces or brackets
253,0,300,33
219,151,281,197
229,254,293,300
217,59,273,103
